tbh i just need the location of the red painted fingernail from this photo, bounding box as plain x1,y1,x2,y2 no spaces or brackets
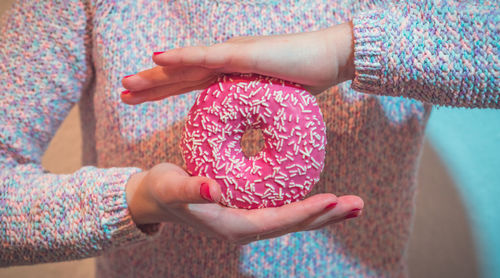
344,213,358,219
200,182,212,202
153,51,165,56
124,75,134,79
345,209,361,219
323,202,337,211
121,90,130,95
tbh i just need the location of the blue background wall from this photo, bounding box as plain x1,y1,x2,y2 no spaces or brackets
427,108,500,278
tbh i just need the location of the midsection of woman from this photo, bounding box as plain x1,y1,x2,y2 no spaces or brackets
90,1,430,277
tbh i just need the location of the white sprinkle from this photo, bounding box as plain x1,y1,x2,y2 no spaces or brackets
242,195,252,204
301,94,309,105
265,183,275,191
275,179,285,187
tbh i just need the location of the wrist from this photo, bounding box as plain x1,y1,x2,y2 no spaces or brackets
332,21,355,83
125,170,157,225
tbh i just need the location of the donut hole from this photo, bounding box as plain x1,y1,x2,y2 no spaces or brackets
240,128,266,158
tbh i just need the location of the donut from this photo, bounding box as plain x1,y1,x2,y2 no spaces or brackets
181,74,326,209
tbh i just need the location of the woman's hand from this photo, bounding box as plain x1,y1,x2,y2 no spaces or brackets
121,22,354,105
126,163,364,245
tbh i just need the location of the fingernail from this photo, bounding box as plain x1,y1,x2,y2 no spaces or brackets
124,75,134,79
153,51,165,56
121,90,130,95
345,209,361,219
323,202,337,211
200,182,212,202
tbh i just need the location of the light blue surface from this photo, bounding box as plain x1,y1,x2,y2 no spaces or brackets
426,107,500,278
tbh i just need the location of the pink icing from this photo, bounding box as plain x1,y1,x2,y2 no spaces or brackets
181,74,326,209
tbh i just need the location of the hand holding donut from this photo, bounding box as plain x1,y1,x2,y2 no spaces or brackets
123,22,365,240
126,163,363,245
120,22,354,104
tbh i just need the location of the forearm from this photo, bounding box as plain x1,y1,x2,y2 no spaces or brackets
0,165,155,266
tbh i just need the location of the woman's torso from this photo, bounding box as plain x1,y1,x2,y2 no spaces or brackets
82,1,431,277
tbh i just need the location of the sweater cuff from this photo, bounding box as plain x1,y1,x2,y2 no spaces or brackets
351,9,385,94
100,167,163,248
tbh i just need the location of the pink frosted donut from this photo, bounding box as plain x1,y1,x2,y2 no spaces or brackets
181,74,326,209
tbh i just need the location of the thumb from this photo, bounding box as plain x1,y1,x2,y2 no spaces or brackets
167,174,222,205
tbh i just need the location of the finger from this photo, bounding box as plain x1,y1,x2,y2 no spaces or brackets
299,195,364,230
239,209,364,245
217,193,337,240
313,208,363,228
152,42,255,73
237,195,364,244
121,75,218,105
290,195,364,232
162,174,222,205
152,45,226,68
122,65,214,92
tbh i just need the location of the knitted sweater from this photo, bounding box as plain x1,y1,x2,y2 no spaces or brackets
0,0,497,277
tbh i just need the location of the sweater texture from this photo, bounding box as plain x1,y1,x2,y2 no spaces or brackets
0,0,498,277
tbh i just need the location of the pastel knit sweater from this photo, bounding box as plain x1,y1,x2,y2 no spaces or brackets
0,0,498,277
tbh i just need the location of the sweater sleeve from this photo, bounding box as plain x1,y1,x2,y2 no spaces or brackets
351,0,499,108
0,0,161,266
